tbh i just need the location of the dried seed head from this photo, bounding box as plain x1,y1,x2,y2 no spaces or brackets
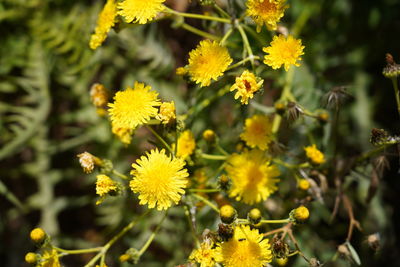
367,233,380,251
218,223,234,241
271,236,290,258
383,53,400,78
286,101,303,121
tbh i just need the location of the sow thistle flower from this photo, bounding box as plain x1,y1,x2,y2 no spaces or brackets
130,149,189,210
118,0,165,24
225,149,280,205
89,0,117,50
96,174,118,204
304,144,325,165
187,40,233,87
175,130,196,159
111,123,134,145
230,70,264,105
156,101,176,124
108,82,161,130
246,0,289,32
215,225,273,267
240,114,273,151
189,240,217,267
263,35,305,71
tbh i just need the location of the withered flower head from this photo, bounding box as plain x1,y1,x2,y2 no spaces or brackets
383,53,400,78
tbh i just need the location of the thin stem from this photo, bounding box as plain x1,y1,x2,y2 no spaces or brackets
184,205,201,247
189,188,220,193
213,3,230,18
391,77,400,119
164,7,231,23
112,169,129,180
216,143,229,156
226,56,260,71
53,247,102,255
137,212,168,257
191,194,220,213
260,218,290,224
181,23,221,41
236,22,254,67
272,67,295,133
84,210,150,267
220,27,234,46
146,125,174,155
200,153,227,161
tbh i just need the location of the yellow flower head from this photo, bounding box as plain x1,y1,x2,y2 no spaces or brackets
230,70,263,105
246,0,289,32
263,35,305,71
215,225,272,267
187,40,233,87
108,82,161,130
118,0,165,24
304,144,325,165
176,130,196,159
89,0,117,50
41,248,61,267
240,114,273,151
96,175,117,197
156,101,176,124
176,66,188,76
189,240,217,267
130,149,189,210
111,122,134,145
225,149,280,205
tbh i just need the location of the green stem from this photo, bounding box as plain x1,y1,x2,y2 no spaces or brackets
53,247,103,255
189,188,220,193
216,143,229,156
137,212,168,257
146,125,174,155
220,27,234,46
184,205,201,247
356,144,389,163
191,194,219,213
391,77,400,119
200,153,227,161
227,56,260,71
213,3,230,18
272,67,295,133
236,22,254,67
181,23,221,41
260,218,290,224
164,7,231,23
84,210,150,267
112,169,129,180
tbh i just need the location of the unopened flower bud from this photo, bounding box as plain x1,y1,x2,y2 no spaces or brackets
248,208,262,224
218,174,230,191
30,228,46,244
219,204,237,224
25,252,37,264
275,102,286,115
202,129,216,143
298,179,310,191
119,253,131,263
317,112,329,124
290,206,310,224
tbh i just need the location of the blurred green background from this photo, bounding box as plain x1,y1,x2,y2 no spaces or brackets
1,0,400,266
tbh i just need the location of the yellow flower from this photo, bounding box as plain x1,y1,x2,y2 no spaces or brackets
156,101,176,124
118,0,165,24
215,225,272,267
176,66,188,76
246,0,289,32
89,0,117,50
108,82,161,130
298,179,310,190
230,70,263,105
225,149,280,205
176,130,196,159
189,240,217,267
96,175,117,197
263,35,305,71
304,144,325,165
40,248,61,267
240,114,273,151
187,40,232,87
130,149,189,210
111,123,134,145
